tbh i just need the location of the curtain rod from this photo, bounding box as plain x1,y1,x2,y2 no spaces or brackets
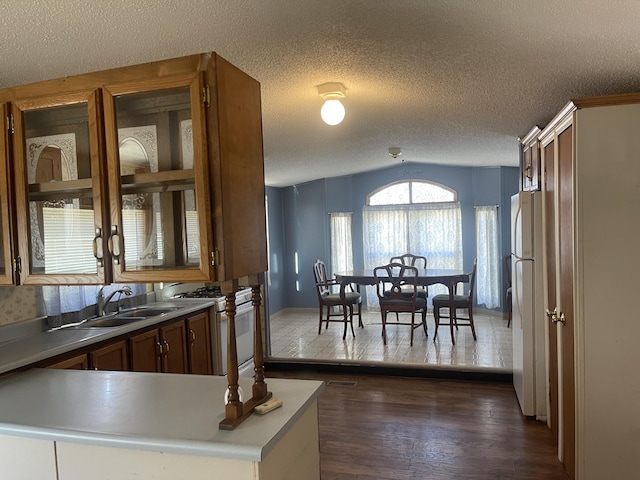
473,205,499,208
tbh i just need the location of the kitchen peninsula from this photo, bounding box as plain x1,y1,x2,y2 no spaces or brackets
0,368,323,479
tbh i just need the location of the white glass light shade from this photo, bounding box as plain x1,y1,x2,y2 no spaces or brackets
320,99,345,125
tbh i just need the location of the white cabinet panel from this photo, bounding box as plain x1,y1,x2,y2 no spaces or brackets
0,434,57,480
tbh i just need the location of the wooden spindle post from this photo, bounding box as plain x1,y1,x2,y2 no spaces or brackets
219,275,271,430
248,273,269,400
220,280,243,428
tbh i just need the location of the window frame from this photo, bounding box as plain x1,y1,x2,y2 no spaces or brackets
366,179,457,206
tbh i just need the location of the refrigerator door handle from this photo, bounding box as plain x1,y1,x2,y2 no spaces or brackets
512,204,534,262
512,256,534,325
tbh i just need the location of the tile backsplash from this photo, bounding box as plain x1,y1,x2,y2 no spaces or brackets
0,287,45,326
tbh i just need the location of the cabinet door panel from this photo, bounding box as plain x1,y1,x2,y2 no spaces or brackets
47,354,89,370
161,322,188,374
0,104,15,285
129,329,161,372
90,340,129,371
103,74,212,283
11,91,108,285
187,312,212,375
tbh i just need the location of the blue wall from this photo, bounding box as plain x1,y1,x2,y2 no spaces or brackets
265,186,286,314
266,162,519,314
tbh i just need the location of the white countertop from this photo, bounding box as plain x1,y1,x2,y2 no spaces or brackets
0,299,215,375
0,368,324,461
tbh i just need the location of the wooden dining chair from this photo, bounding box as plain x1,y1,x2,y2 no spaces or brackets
432,258,477,341
389,253,428,300
374,262,428,346
312,259,361,339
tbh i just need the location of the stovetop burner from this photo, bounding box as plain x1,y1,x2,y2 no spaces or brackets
172,286,223,299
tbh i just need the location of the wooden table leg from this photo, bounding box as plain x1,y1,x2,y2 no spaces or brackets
448,281,456,345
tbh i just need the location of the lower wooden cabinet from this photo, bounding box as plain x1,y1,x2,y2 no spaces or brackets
47,354,89,370
45,309,212,377
160,322,189,374
130,322,189,374
90,340,129,371
186,312,212,375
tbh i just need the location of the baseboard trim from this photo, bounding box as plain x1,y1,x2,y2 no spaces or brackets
264,358,513,383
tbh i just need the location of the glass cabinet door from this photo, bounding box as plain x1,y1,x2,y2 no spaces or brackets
11,92,107,285
103,74,213,282
0,104,16,285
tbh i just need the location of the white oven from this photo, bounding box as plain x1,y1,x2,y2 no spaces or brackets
157,283,255,376
211,291,254,376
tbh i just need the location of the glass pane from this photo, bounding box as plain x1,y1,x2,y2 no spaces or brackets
24,104,97,275
369,183,410,205
114,87,198,271
412,182,455,203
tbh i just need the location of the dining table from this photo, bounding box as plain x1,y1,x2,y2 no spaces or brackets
334,268,469,344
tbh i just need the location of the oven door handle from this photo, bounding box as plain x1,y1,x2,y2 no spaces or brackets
218,302,254,318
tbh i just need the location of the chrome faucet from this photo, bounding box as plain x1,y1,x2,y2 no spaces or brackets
97,286,132,316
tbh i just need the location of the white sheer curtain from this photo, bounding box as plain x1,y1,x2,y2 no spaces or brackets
43,284,147,316
363,203,463,308
330,212,353,276
475,205,500,308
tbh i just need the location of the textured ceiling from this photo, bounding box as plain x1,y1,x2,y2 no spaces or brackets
1,1,640,187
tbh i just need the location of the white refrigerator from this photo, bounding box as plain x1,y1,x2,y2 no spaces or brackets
511,191,547,419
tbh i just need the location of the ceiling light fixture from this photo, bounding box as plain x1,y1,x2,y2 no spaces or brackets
388,147,402,159
317,82,346,126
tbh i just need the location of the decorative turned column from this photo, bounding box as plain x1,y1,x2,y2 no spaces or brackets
248,273,268,400
220,279,243,425
219,274,271,430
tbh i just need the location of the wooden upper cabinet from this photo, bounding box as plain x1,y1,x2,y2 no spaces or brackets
10,91,109,285
0,52,267,285
520,126,542,191
0,105,16,285
102,74,213,283
205,55,268,280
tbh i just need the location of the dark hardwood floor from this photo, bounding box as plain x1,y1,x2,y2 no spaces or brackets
266,370,569,480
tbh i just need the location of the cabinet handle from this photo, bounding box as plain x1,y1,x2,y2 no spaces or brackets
92,227,104,268
108,225,121,265
163,339,170,355
545,307,557,320
552,312,566,325
546,307,566,325
156,341,163,356
189,329,196,344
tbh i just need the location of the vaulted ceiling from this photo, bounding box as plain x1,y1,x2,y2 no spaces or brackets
2,1,640,186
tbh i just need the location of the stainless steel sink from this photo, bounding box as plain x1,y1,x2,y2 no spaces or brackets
54,305,185,330
77,316,146,328
116,306,182,318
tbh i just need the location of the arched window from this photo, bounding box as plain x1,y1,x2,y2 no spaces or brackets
362,180,463,308
367,180,456,206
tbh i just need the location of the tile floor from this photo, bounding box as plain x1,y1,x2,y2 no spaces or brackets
267,308,512,373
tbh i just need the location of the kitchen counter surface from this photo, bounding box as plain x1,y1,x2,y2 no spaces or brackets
0,299,215,375
0,368,324,461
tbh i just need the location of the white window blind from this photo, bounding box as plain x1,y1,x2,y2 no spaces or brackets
43,207,96,274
